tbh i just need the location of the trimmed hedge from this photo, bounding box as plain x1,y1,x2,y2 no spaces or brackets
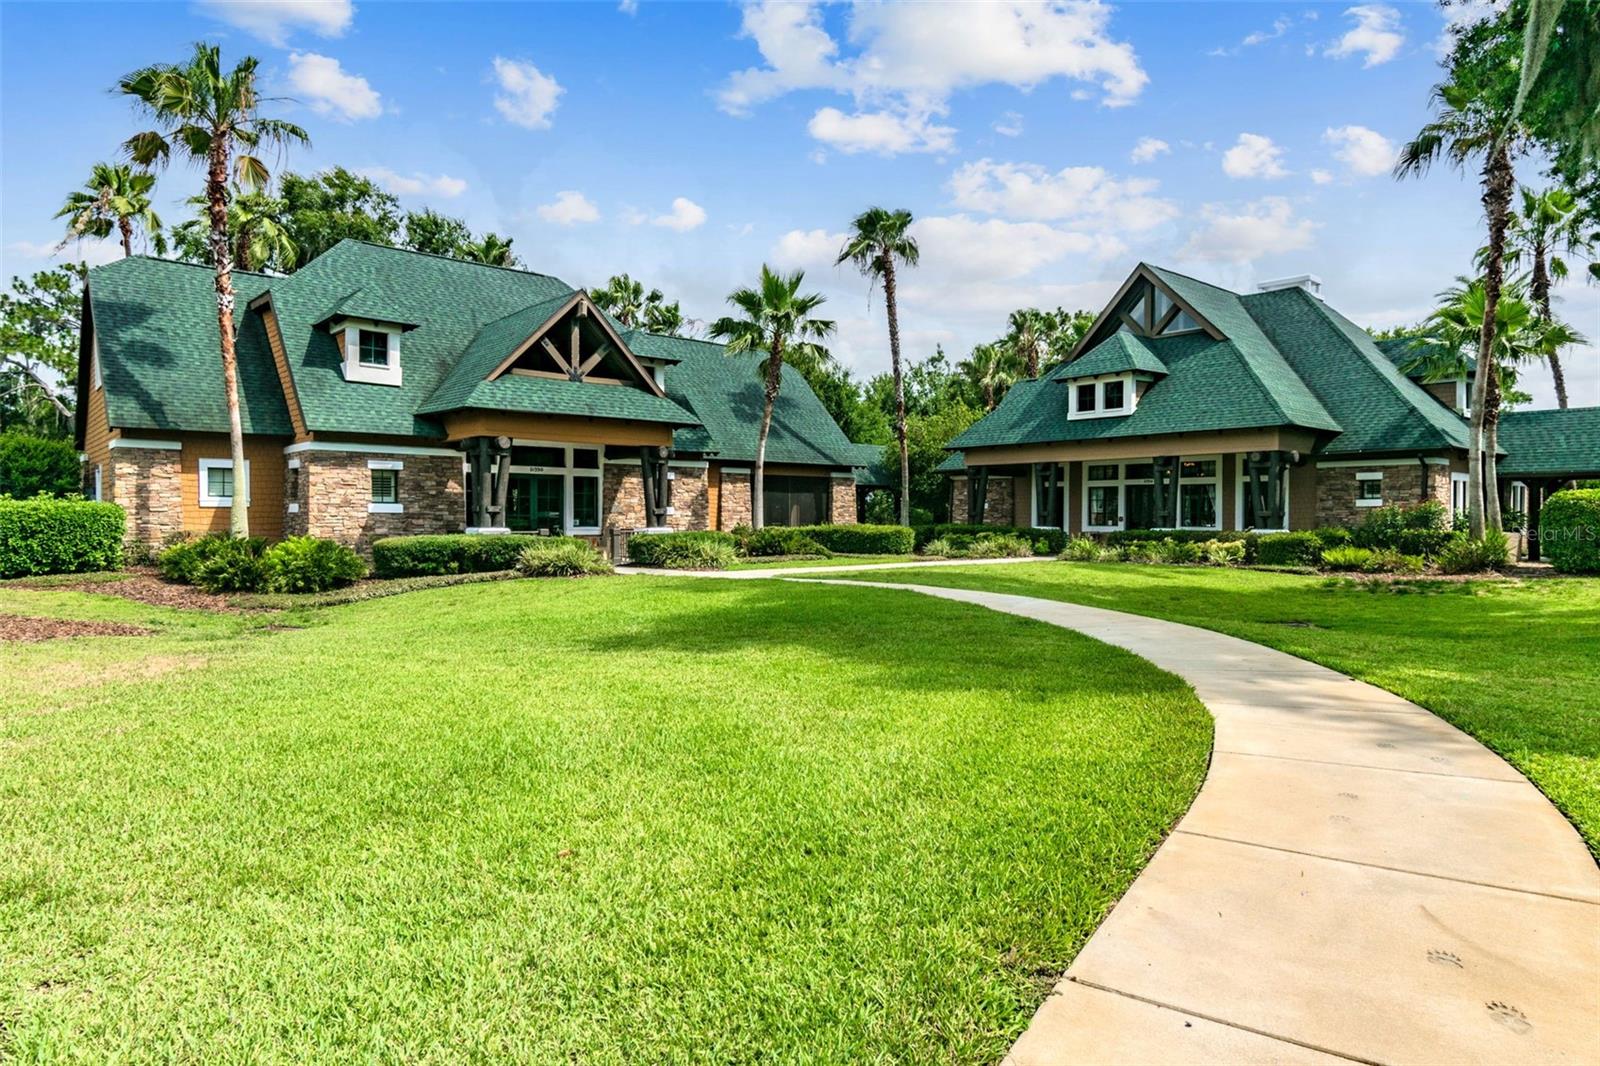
788,523,914,554
0,497,125,578
372,533,567,577
159,534,267,584
1256,531,1323,567
627,530,737,570
1538,488,1600,573
739,526,831,558
0,433,81,499
919,523,1064,554
516,539,613,577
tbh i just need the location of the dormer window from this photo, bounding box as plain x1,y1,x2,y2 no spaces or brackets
335,320,403,387
1068,373,1136,419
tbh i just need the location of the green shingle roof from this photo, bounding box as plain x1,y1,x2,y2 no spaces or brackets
1062,332,1167,378
949,264,1472,458
1374,336,1477,378
86,256,292,436
1497,407,1600,477
627,333,862,467
419,373,697,424
420,293,574,413
841,441,895,486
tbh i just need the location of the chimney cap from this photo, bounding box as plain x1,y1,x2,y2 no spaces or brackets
1257,274,1322,298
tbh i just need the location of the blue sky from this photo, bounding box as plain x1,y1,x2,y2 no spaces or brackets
2,0,1595,408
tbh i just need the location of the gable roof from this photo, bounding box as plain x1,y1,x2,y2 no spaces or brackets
1497,407,1600,477
85,255,292,437
1063,332,1168,378
949,264,1475,457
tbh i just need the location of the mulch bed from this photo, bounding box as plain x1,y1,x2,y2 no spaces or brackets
0,614,153,643
16,570,245,612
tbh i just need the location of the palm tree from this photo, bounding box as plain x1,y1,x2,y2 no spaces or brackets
961,342,1015,411
173,188,299,273
592,273,685,335
1499,185,1591,407
55,162,166,257
119,43,309,537
837,207,918,526
1395,78,1522,537
461,232,518,268
710,266,835,529
1006,308,1049,379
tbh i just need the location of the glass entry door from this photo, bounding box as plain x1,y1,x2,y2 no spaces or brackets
507,473,565,534
1124,484,1156,529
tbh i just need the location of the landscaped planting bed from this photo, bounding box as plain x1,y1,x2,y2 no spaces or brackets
0,576,1209,1061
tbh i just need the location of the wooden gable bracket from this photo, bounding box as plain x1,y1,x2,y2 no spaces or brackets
487,292,668,398
1065,264,1227,362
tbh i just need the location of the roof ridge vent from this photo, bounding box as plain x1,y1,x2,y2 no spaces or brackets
1257,274,1322,299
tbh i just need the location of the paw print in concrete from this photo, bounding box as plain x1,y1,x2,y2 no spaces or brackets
1486,1001,1532,1035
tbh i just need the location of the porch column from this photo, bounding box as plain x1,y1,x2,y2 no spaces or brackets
467,435,513,529
638,446,670,527
972,467,989,524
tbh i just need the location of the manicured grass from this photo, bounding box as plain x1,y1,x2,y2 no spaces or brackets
0,576,1209,1062
725,553,923,570
832,562,1600,855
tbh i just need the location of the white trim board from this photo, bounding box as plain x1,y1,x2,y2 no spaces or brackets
283,441,460,458
109,438,182,450
1316,457,1450,468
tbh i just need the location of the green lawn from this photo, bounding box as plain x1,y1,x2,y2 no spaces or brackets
725,553,923,571
831,562,1600,855
0,576,1209,1063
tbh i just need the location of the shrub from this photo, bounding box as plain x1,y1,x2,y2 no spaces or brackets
1110,528,1261,562
1437,534,1511,574
742,526,831,558
0,496,125,578
517,540,613,577
371,533,554,578
962,532,1034,558
921,537,956,558
924,524,1061,554
159,533,266,584
627,530,737,569
1320,546,1375,571
1393,528,1458,559
1354,501,1449,549
1364,549,1425,575
1541,489,1600,574
1060,536,1102,562
261,536,366,593
1257,531,1323,567
193,537,270,593
790,523,915,555
1155,538,1201,564
0,433,81,499
1312,526,1354,549
1198,539,1247,566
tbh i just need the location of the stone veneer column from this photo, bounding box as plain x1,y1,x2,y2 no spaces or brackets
603,466,647,530
829,475,858,524
282,459,308,537
950,477,970,523
1316,462,1441,527
982,476,1015,525
301,450,465,555
111,447,184,547
718,470,752,531
665,467,709,530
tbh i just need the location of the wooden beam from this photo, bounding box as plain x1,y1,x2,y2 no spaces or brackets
577,343,613,379
1117,311,1144,335
570,318,581,380
540,337,573,375
1155,302,1182,335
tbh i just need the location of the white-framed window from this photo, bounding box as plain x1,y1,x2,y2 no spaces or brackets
1067,374,1136,420
1235,456,1291,531
368,459,403,513
1356,471,1384,507
338,321,403,387
1080,455,1220,532
199,458,250,508
502,441,606,535
91,464,103,501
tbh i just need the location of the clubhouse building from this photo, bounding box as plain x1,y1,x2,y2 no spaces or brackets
76,241,871,554
941,264,1599,556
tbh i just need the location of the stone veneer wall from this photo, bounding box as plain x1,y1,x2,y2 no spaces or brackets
603,464,710,531
829,476,857,525
717,470,752,531
282,459,308,537
110,447,183,545
950,475,1016,525
1315,462,1452,528
300,451,464,554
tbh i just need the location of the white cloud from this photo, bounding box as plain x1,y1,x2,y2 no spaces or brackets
360,167,467,198
9,236,123,267
1311,168,1335,185
1222,132,1289,179
286,52,381,121
195,0,352,46
1130,136,1170,163
492,57,563,130
536,190,600,225
1243,16,1292,47
1326,5,1405,67
1323,124,1396,177
771,228,846,271
1181,197,1317,263
652,197,707,232
994,111,1024,137
807,106,955,155
618,0,638,12
719,1,1147,154
948,158,1178,232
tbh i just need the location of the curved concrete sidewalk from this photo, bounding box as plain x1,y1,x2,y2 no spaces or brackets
800,579,1600,1066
